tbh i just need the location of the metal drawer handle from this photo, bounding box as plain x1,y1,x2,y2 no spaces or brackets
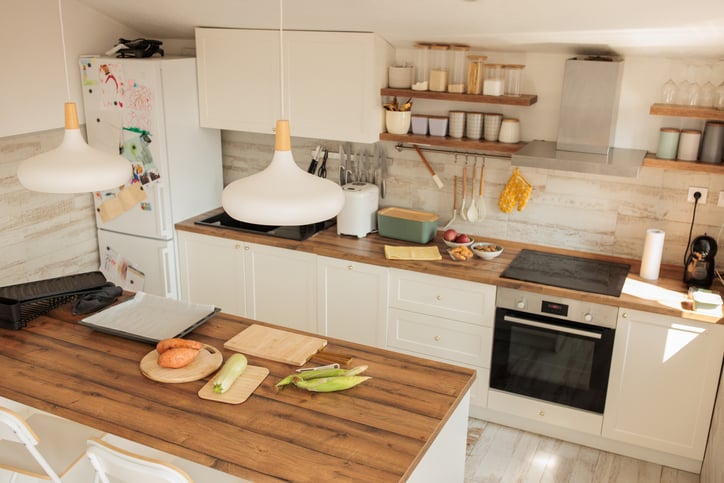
503,315,603,340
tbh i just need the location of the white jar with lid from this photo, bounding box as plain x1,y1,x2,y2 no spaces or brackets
412,43,430,91
429,44,449,92
483,63,504,96
448,45,469,93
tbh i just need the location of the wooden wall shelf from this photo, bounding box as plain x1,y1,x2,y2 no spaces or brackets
649,104,724,121
379,132,523,154
380,88,537,106
643,154,724,173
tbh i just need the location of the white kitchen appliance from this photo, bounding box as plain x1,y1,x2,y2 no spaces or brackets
79,56,222,298
336,182,379,238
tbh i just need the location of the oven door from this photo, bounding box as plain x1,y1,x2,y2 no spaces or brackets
490,308,615,414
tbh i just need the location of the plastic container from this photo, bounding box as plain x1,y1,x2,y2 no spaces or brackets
503,64,525,96
411,115,429,135
377,207,439,244
483,63,504,96
429,44,449,92
448,45,469,93
428,116,448,137
466,55,486,95
412,43,430,91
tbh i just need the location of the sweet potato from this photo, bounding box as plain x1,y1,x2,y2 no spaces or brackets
157,347,200,368
156,338,203,354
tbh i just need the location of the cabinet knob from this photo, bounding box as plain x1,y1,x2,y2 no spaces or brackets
436,295,442,301
584,313,593,323
234,244,241,249
539,410,545,417
434,335,440,341
347,265,353,270
244,245,251,251
621,312,628,318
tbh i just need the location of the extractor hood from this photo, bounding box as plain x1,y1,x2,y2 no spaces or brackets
512,56,647,178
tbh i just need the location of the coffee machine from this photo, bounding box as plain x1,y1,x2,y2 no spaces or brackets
684,234,717,288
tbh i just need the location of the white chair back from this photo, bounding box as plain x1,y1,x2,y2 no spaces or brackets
0,406,62,483
86,437,193,483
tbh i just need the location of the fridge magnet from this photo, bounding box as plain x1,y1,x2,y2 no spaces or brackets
122,134,159,184
140,202,152,211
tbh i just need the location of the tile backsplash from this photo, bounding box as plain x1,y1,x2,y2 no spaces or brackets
222,130,724,269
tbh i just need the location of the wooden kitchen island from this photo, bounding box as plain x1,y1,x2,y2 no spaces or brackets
0,303,474,482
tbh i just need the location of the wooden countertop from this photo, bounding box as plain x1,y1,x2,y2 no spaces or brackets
177,208,723,325
0,303,474,482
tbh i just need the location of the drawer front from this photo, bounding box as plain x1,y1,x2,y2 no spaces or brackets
387,308,492,367
389,269,495,326
488,389,603,436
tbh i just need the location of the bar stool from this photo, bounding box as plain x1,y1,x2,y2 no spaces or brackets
86,437,192,483
0,406,104,483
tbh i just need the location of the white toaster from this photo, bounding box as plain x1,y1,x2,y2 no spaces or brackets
337,182,380,238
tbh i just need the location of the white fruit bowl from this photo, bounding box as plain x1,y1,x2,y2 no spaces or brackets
444,238,475,249
471,242,503,260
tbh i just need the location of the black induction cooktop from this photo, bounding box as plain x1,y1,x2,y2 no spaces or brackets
501,249,631,297
195,211,335,241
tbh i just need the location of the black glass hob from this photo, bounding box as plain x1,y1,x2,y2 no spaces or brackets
501,249,631,297
195,211,335,241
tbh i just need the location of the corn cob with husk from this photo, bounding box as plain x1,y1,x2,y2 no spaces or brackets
275,365,370,392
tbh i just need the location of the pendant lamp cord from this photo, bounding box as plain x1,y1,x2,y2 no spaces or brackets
279,0,285,119
58,0,72,101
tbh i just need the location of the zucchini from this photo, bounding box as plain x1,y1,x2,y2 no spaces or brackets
213,353,248,393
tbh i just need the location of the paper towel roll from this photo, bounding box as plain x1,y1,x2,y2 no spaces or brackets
640,229,666,280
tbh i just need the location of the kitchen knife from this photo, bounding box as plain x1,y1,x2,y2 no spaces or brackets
339,144,346,185
378,144,386,198
308,145,321,174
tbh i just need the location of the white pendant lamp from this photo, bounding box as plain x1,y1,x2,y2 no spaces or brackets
16,0,131,193
221,0,344,226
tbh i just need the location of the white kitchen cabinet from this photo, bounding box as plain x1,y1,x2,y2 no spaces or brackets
603,308,724,462
177,231,317,332
195,28,392,143
316,256,388,347
387,269,496,410
177,231,247,316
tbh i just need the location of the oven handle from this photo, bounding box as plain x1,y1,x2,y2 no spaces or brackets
503,315,603,340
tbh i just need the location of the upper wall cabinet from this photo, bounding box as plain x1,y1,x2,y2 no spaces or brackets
195,28,393,143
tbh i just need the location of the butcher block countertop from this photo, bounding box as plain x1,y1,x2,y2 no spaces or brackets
0,303,474,482
177,208,724,325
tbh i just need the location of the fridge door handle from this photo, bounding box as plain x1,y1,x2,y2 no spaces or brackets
156,183,171,238
160,245,174,298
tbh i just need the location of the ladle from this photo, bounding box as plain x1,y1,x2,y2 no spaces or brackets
466,156,478,222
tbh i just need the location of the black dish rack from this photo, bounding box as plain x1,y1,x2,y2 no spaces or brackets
0,271,109,330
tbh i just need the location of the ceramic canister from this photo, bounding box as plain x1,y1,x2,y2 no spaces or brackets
700,121,724,163
484,113,503,142
498,118,521,143
465,112,483,140
448,111,465,138
677,129,702,161
655,128,680,160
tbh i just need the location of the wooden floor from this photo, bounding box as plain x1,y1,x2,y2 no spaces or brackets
465,419,700,483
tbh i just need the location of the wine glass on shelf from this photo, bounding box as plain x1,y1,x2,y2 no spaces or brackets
715,81,724,110
673,60,690,105
660,59,678,104
699,63,715,108
685,63,702,106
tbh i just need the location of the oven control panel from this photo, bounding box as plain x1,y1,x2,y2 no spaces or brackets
496,287,619,328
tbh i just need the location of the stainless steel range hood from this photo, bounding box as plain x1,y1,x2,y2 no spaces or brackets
512,56,646,177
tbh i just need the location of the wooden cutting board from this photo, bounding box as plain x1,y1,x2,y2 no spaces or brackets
197,365,269,404
140,344,223,383
224,324,328,366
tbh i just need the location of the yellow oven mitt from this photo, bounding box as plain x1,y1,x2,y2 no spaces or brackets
498,168,532,213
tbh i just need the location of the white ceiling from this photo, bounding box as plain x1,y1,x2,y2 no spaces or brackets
75,0,724,59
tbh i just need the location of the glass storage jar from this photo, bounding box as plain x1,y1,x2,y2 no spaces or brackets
429,44,449,92
412,43,430,91
448,44,469,93
466,55,486,95
483,63,504,96
503,64,525,96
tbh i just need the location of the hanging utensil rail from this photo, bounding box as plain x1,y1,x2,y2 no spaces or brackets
393,142,512,161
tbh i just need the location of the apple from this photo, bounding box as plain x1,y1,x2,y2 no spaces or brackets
455,233,471,243
443,229,458,241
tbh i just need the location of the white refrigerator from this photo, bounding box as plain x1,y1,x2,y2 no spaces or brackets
79,56,223,298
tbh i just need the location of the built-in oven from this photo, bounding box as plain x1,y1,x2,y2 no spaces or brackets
490,287,618,414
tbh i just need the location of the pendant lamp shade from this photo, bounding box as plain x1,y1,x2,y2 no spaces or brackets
222,120,345,226
17,103,131,193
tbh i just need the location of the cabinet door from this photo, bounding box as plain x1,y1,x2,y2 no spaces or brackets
177,231,246,316
245,243,317,333
285,31,390,143
195,28,280,133
603,309,724,460
317,256,388,347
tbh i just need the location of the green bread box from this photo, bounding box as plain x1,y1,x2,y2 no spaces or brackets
377,207,439,244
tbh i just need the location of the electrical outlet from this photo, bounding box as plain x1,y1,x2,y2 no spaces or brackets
687,187,708,203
